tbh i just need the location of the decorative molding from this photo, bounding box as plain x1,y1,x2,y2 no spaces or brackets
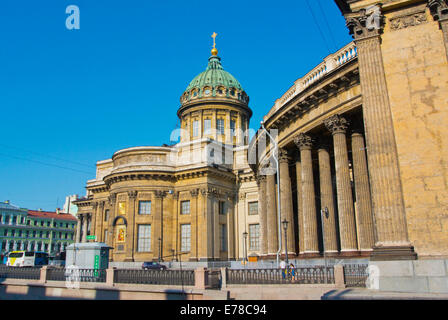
390,11,427,30
324,114,350,135
346,4,385,41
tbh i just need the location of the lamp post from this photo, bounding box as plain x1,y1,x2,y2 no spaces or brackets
320,207,329,284
260,121,282,267
242,231,248,266
282,219,289,265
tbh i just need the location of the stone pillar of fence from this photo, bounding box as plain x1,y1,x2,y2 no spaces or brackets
106,268,115,286
194,267,209,290
39,266,48,284
220,267,227,289
334,265,345,288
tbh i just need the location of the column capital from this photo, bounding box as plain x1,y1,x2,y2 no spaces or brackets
294,133,313,150
324,114,350,135
278,148,290,163
128,190,138,200
190,188,199,198
99,201,105,209
428,0,448,22
256,174,267,185
346,4,385,41
108,193,117,205
154,190,167,198
91,202,98,210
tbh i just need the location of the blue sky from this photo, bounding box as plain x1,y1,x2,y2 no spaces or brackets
0,0,352,211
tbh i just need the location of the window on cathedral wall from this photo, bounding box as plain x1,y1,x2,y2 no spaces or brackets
204,119,211,135
138,201,151,215
181,201,190,215
104,209,109,222
248,202,258,216
137,224,151,252
217,118,225,135
181,224,191,252
230,119,236,137
219,201,226,215
192,120,199,137
249,224,260,251
220,224,227,251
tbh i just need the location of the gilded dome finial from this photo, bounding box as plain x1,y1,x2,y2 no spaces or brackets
211,32,218,56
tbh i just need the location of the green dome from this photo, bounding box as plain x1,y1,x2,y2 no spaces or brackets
186,55,243,92
180,55,249,106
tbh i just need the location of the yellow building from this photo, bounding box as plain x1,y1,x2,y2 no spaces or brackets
74,42,259,263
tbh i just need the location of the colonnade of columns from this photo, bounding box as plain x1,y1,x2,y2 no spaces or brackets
257,114,376,258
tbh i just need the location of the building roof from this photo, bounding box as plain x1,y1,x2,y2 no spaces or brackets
27,210,77,222
0,201,27,213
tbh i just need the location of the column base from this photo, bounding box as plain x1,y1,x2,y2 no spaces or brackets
370,245,417,261
298,252,321,259
338,250,361,257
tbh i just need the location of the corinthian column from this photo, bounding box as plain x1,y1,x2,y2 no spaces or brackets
294,133,319,256
266,171,278,255
125,190,138,261
429,0,448,59
325,114,358,254
295,159,304,254
256,174,268,256
351,132,375,252
317,145,339,254
82,213,89,243
279,149,295,256
346,6,416,259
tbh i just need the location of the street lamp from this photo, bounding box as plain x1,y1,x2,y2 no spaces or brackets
260,121,282,267
282,219,289,265
320,207,329,284
242,231,248,265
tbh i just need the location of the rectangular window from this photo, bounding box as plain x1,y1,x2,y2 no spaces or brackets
39,231,43,238
181,201,190,215
138,201,152,215
230,120,236,136
192,120,199,137
12,216,17,225
137,225,151,252
249,224,260,251
47,221,50,227
219,201,226,215
248,201,259,216
4,216,9,224
104,209,109,222
11,230,15,237
33,231,36,238
18,230,22,237
220,224,227,251
118,202,126,215
204,119,211,135
181,224,191,252
3,230,7,236
216,119,225,135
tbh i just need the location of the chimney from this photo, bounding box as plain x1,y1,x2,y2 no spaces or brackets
56,208,61,214
38,208,43,212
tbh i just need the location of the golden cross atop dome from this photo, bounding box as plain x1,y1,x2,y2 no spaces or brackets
211,32,218,56
211,32,217,48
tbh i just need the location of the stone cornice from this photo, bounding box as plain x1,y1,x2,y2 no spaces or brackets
265,61,359,132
